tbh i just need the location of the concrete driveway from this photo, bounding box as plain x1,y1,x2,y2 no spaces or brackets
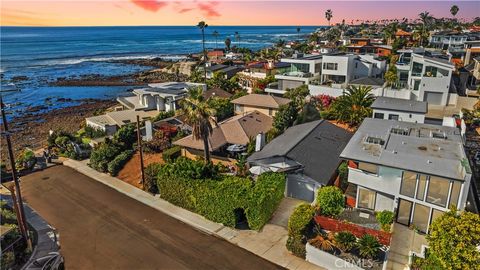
20,166,283,270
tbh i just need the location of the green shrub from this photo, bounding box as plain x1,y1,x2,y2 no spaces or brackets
107,150,134,176
334,231,356,252
89,143,121,172
316,186,344,217
145,163,162,194
156,158,285,230
113,125,136,150
162,146,181,162
357,234,381,259
337,162,349,190
286,235,306,258
15,149,36,170
153,110,174,122
286,203,315,258
84,126,106,138
376,210,394,232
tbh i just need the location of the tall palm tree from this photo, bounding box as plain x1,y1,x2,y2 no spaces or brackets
450,5,459,19
325,9,333,26
180,87,217,162
234,31,241,46
197,21,208,82
224,38,231,51
418,11,431,47
296,27,301,40
212,30,219,50
330,85,375,127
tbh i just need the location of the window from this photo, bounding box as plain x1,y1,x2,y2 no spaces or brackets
365,136,385,145
374,113,384,119
416,175,427,200
358,188,376,210
430,209,445,225
400,171,417,198
323,63,338,70
355,62,358,68
390,127,409,135
413,80,421,90
397,199,413,226
432,131,446,139
426,176,450,207
424,66,438,77
388,114,399,120
358,162,378,174
412,62,423,76
235,104,243,112
449,181,462,208
412,204,430,233
268,108,273,116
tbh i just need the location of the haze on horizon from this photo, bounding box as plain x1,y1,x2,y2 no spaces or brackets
1,1,479,27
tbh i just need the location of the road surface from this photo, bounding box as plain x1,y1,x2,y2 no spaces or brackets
21,166,282,270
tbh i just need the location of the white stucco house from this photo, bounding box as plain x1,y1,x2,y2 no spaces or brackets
340,118,473,233
371,97,427,123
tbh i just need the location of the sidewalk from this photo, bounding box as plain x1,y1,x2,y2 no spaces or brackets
63,159,323,270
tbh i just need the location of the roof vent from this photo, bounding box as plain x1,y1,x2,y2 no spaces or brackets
427,160,432,164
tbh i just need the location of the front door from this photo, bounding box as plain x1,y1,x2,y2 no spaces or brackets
396,199,413,226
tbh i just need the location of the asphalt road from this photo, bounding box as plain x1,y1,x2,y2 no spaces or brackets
21,166,282,270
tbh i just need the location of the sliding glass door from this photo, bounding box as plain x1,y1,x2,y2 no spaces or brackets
396,199,413,226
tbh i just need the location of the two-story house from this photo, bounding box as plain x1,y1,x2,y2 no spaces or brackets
320,54,386,85
230,94,290,116
407,53,455,105
340,118,473,233
429,32,468,50
265,53,323,95
237,61,290,92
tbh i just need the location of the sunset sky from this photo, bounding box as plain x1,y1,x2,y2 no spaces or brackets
1,1,479,26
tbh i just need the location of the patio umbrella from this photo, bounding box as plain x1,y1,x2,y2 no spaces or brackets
226,144,246,153
249,166,271,175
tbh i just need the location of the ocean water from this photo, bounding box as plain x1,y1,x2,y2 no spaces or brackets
0,26,317,117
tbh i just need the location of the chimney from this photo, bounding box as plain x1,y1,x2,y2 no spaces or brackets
255,132,265,152
144,121,153,141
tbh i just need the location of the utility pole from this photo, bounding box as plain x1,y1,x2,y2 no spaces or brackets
136,115,145,189
0,94,31,247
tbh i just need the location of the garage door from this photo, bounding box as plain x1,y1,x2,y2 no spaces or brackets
286,174,316,202
423,92,443,105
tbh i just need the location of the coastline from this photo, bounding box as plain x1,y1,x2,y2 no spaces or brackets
1,99,117,164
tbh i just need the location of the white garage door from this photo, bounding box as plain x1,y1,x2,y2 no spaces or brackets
424,92,443,105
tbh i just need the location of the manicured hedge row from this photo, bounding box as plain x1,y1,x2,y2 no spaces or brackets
156,160,285,230
107,150,134,176
286,203,315,258
162,146,181,162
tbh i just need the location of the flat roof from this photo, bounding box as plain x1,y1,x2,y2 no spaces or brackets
371,97,428,114
340,118,470,180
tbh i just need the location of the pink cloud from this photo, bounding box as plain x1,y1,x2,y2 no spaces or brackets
130,0,167,12
198,2,220,18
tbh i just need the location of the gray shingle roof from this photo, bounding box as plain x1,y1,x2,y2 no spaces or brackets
371,97,428,114
249,120,352,185
349,77,385,86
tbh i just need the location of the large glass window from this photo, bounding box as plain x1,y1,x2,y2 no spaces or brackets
426,176,450,207
412,62,423,76
397,199,413,226
430,209,445,225
358,162,378,174
412,204,430,233
323,63,338,70
449,181,462,209
374,113,384,119
357,188,376,210
400,171,417,198
413,80,421,90
424,66,438,77
416,175,427,200
388,114,399,120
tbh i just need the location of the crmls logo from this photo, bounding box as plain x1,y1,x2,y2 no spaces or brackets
335,258,374,268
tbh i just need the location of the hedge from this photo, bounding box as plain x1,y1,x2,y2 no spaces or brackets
286,203,315,258
144,163,162,194
156,160,285,230
107,150,134,176
316,186,344,217
162,146,181,162
89,143,121,172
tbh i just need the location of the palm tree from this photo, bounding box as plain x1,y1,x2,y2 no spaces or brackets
179,87,217,162
234,31,241,46
330,85,375,127
197,21,208,82
325,9,333,26
296,27,301,40
212,30,219,50
418,11,431,46
224,38,231,51
450,5,459,19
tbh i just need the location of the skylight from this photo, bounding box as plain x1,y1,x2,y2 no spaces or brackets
390,127,409,136
365,136,385,146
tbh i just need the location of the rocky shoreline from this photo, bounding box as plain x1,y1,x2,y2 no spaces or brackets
1,99,117,163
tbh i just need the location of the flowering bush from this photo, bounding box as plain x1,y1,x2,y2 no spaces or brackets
314,94,336,110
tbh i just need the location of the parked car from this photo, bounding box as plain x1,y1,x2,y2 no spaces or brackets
24,252,64,270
